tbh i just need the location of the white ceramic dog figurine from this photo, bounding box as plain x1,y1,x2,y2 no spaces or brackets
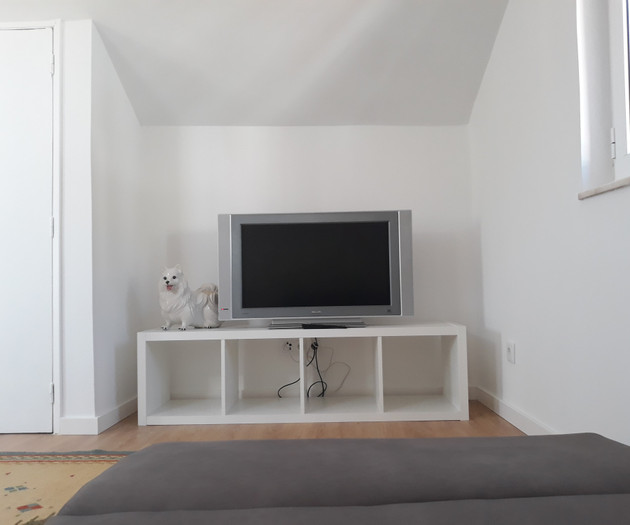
159,265,221,330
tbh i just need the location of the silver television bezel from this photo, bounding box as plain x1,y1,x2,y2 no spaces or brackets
218,210,414,322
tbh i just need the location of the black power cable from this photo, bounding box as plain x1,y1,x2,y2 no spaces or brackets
307,338,327,398
277,338,328,398
277,377,300,398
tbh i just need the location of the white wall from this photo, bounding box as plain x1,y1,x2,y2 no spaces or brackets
59,22,150,433
140,125,482,399
56,21,484,433
56,1,630,439
469,0,630,443
141,125,480,327
91,26,146,429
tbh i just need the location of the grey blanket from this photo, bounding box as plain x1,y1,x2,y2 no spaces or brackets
49,433,630,524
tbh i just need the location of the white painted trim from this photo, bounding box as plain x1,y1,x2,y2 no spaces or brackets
51,19,62,436
58,397,137,435
578,175,630,199
57,416,99,436
0,20,59,30
97,397,137,434
469,386,556,436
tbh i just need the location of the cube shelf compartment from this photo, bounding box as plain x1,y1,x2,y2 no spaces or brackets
137,323,468,425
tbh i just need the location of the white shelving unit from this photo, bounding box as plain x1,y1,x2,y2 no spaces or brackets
137,322,468,425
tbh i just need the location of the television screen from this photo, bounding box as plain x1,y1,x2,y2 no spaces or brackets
240,221,391,309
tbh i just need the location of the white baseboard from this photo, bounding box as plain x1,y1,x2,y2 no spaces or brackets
57,416,100,435
469,386,555,436
57,397,137,435
59,390,550,436
97,397,137,434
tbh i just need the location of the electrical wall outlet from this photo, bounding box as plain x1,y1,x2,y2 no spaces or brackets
283,340,298,352
506,341,516,364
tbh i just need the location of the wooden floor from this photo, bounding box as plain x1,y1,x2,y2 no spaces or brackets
0,402,523,452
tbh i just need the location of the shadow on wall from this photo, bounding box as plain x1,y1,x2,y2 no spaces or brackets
412,225,502,396
468,330,503,399
165,231,221,293
412,227,481,321
113,284,157,408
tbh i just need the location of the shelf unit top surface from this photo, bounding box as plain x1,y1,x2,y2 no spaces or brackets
139,322,465,341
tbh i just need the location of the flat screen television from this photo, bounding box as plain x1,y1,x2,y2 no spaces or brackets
217,210,414,326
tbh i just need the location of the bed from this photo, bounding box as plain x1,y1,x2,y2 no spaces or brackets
48,433,630,524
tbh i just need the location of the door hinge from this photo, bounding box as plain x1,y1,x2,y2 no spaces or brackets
51,53,55,76
50,217,55,238
49,383,55,404
611,127,617,160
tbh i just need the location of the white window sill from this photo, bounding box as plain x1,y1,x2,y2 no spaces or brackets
578,176,630,200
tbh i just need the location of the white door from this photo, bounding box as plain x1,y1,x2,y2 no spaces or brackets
0,27,54,432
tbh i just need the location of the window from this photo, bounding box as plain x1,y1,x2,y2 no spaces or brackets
609,0,630,175
577,0,630,199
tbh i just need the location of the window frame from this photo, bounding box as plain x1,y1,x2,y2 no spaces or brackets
609,0,630,176
577,0,630,199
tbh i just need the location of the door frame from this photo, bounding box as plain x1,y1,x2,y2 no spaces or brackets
1,20,61,433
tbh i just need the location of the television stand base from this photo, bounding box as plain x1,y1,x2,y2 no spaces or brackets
269,319,366,330
137,322,469,425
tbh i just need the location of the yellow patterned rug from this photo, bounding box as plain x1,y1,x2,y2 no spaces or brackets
1,451,129,525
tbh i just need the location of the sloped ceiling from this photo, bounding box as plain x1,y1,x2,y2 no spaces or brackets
0,0,508,125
